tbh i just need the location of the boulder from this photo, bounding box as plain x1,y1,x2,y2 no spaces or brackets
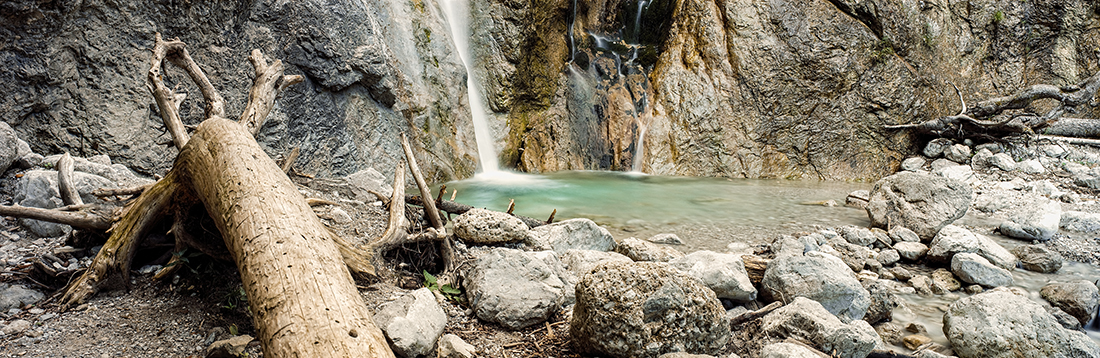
526,219,616,253
669,250,757,302
900,157,925,172
876,249,900,266
990,153,1017,171
1061,211,1100,233
970,148,993,170
453,208,530,245
998,198,1062,241
866,172,972,240
762,252,870,321
923,138,954,158
839,226,876,247
1011,245,1063,273
893,242,928,262
760,342,826,358
888,227,920,243
943,144,971,164
14,169,120,237
0,122,17,174
374,288,448,357
464,248,566,329
345,168,393,200
0,285,44,311
951,253,1013,288
862,279,899,325
570,261,729,358
436,334,476,358
926,225,1016,269
559,249,633,278
846,190,871,208
1040,281,1100,326
944,288,1100,358
615,237,684,262
933,164,979,186
760,297,880,358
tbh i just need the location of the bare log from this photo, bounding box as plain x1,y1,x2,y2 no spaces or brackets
1041,117,1100,137
400,134,443,230
0,205,113,230
57,153,83,206
1037,135,1100,147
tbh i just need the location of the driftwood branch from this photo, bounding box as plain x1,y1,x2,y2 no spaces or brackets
147,34,191,150
240,49,304,135
280,147,300,174
372,164,408,250
57,153,83,206
729,300,782,327
0,205,113,231
401,133,444,231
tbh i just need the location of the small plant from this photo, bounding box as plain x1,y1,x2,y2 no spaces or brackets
992,10,1005,24
423,270,464,304
870,38,896,64
229,324,239,336
165,249,205,274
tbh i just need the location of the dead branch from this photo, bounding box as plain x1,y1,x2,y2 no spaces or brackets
1036,135,1100,147
147,34,191,150
93,184,151,199
401,133,444,230
280,146,300,174
371,164,409,250
730,300,783,327
0,205,113,230
240,49,304,135
969,72,1100,118
57,153,82,206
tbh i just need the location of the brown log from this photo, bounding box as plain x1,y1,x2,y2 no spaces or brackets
180,117,392,357
741,255,769,285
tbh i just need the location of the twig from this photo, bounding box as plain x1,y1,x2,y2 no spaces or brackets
730,300,783,327
506,199,515,215
280,147,300,174
401,133,443,231
546,209,556,224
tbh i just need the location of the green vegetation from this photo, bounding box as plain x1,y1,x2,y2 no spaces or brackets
423,270,464,304
870,38,895,64
992,10,1005,24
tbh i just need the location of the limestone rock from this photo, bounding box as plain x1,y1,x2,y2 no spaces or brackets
1040,281,1100,326
876,249,900,267
998,198,1062,241
1,319,31,336
464,248,565,329
931,269,961,293
669,250,757,302
571,261,729,358
762,252,870,321
944,288,1100,358
1060,211,1100,233
990,153,1017,171
888,227,920,243
926,225,1016,269
944,144,971,164
374,288,448,357
760,297,880,358
900,157,926,172
862,279,899,325
1011,245,1063,273
647,233,683,245
526,219,616,253
615,237,684,262
437,334,476,358
866,172,972,240
15,169,119,237
0,285,44,311
970,148,994,170
453,208,530,245
761,342,825,358
923,139,953,158
1018,159,1046,174
951,253,1013,288
559,249,633,278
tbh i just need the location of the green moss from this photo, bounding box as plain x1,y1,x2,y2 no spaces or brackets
992,10,1005,24
870,38,895,64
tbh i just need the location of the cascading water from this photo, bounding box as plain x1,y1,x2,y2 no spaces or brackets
440,0,500,173
633,0,648,43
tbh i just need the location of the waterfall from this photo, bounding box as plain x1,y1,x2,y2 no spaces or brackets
633,0,647,43
441,0,500,173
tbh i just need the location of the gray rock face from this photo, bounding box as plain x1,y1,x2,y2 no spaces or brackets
1011,245,1063,273
570,261,729,358
526,219,616,253
464,248,565,330
761,342,825,358
0,122,18,174
669,250,757,302
944,288,1100,358
1040,281,1100,326
998,198,1062,241
762,252,870,321
761,297,880,358
0,285,44,311
926,225,1016,270
453,209,530,245
866,172,972,240
374,288,448,357
559,249,633,278
951,253,1013,288
1061,211,1100,232
615,237,683,262
0,0,477,180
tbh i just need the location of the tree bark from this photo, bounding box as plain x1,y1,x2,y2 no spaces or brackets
179,117,392,358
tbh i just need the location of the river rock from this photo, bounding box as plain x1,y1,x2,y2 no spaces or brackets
615,237,684,262
646,233,683,245
888,226,920,243
41,154,152,188
760,297,880,358
669,250,757,302
374,288,448,357
951,253,1013,288
990,153,1017,171
876,249,900,267
826,240,874,272
1060,211,1100,232
464,248,566,329
944,144,971,164
900,157,925,172
866,172,972,240
453,208,530,245
0,284,44,311
926,225,1015,269
760,342,825,358
944,288,1100,358
1011,245,1063,273
998,198,1061,241
570,261,729,358
0,122,17,174
923,139,954,158
559,249,633,278
909,275,933,296
931,268,961,293
437,334,476,358
206,335,254,358
762,252,870,321
838,226,876,247
970,148,994,170
1047,305,1084,331
934,163,979,186
862,279,899,325
526,218,616,253
1018,159,1046,174
1040,281,1100,326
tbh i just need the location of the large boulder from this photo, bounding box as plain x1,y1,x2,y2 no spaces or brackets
760,297,880,358
762,252,870,321
998,198,1062,241
1040,281,1100,326
570,261,729,358
452,208,530,245
1011,245,1063,273
373,288,447,358
669,250,757,302
526,219,616,253
926,225,1016,269
615,237,684,262
463,248,566,329
950,253,1013,288
944,288,1100,358
866,172,972,240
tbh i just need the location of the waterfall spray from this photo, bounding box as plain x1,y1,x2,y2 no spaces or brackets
441,0,500,173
